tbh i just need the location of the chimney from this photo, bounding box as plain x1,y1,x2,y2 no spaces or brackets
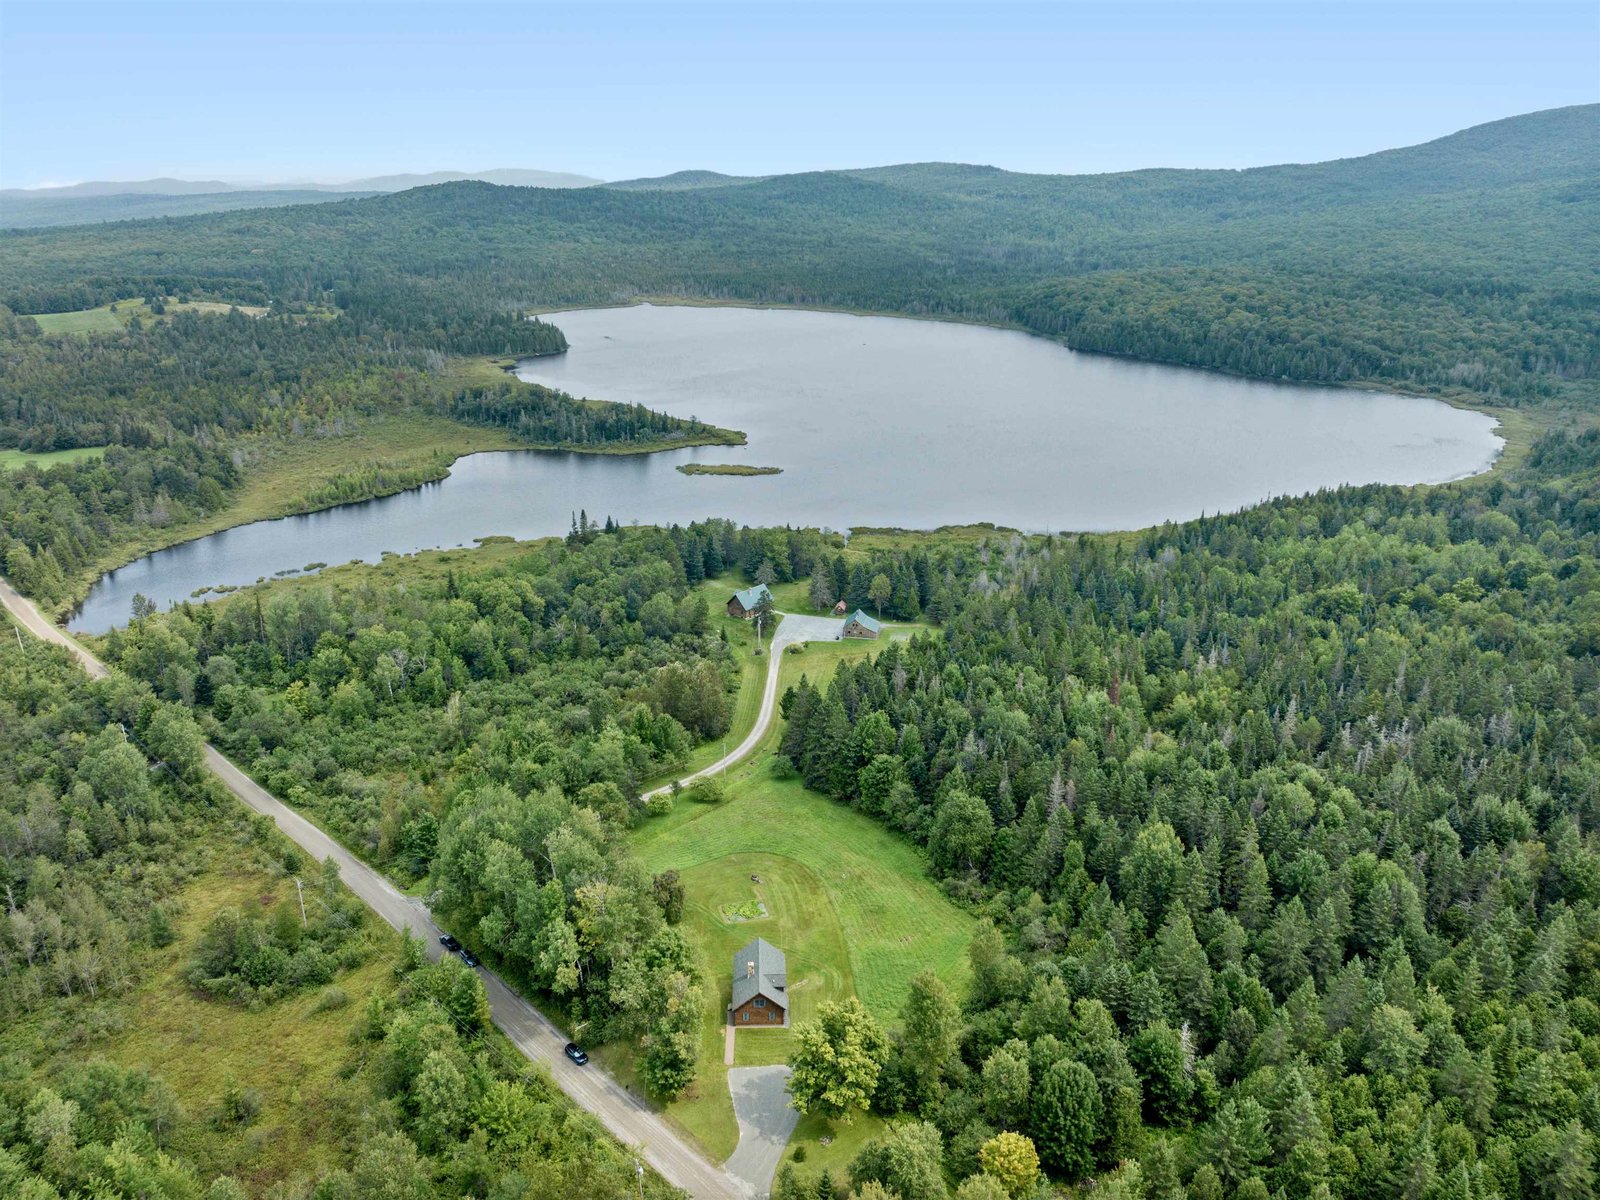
747,961,755,978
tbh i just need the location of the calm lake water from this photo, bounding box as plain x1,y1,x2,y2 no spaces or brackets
70,304,1501,632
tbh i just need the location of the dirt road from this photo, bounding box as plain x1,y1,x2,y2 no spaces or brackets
0,577,747,1200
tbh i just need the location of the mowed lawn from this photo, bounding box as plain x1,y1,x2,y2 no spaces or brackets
628,735,973,1163
637,767,972,1022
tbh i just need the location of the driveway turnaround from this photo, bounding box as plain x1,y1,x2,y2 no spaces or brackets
725,1066,802,1199
0,577,748,1200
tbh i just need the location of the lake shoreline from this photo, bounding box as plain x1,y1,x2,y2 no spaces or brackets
530,294,1526,442
64,304,1515,632
48,414,747,625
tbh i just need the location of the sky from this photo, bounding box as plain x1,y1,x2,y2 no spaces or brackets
2,1,1596,188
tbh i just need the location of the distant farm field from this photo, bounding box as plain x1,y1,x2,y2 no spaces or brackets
0,445,107,470
28,296,270,334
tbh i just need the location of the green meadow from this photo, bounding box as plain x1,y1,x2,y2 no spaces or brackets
0,445,107,470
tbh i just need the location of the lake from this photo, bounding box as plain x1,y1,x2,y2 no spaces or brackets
68,303,1501,632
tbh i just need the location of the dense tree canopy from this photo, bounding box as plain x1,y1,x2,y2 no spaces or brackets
772,427,1600,1198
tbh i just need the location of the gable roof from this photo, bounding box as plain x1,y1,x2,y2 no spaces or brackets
731,584,772,611
846,609,882,633
731,937,787,1010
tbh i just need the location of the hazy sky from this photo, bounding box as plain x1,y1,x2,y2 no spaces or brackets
2,1,1595,188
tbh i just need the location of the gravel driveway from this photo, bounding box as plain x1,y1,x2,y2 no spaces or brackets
643,611,844,799
725,1066,800,1198
772,612,847,647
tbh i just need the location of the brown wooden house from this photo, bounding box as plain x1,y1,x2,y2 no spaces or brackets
726,584,773,620
730,937,787,1026
842,609,882,639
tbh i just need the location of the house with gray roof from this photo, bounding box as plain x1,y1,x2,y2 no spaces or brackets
730,937,787,1026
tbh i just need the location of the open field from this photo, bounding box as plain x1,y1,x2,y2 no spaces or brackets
0,843,401,1193
628,678,972,1161
28,296,271,334
636,761,973,1021
0,445,107,471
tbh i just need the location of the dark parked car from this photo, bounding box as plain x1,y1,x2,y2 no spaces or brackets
458,947,480,969
439,933,461,953
564,1042,589,1066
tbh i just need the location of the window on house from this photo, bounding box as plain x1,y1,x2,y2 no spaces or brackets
742,1011,750,1021
755,997,765,1007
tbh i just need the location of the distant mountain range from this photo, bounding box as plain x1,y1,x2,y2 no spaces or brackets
0,169,604,228
3,168,602,198
603,170,769,191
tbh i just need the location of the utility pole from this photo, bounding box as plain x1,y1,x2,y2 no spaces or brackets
294,877,307,927
634,1159,644,1200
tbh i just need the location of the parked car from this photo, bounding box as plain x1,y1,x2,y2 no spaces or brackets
458,947,481,969
439,933,461,953
564,1042,589,1065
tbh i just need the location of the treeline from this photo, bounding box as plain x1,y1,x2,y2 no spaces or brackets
446,379,736,448
1008,268,1600,404
101,527,742,877
0,640,212,1012
0,303,564,451
770,429,1600,1198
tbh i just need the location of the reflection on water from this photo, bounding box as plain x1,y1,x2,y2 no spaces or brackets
70,304,1500,632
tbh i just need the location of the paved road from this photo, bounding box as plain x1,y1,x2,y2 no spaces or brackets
0,576,747,1200
725,1067,801,1198
646,612,845,798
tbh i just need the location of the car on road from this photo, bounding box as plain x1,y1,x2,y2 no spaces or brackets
439,933,461,953
564,1042,589,1065
458,947,480,968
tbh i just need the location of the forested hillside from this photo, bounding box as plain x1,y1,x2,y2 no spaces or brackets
2,105,1594,405
767,428,1600,1199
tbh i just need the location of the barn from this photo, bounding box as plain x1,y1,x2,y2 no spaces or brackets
730,937,787,1026
727,584,773,620
842,609,882,639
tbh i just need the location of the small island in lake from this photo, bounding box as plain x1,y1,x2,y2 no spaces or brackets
677,463,783,476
